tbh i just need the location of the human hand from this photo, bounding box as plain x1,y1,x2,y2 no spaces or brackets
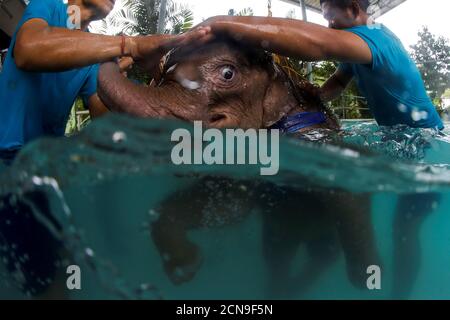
127,27,212,61
118,56,134,74
125,27,213,72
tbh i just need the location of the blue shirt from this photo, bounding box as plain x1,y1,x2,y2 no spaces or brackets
340,24,444,130
0,0,98,152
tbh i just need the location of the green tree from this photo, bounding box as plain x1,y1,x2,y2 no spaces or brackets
67,0,195,136
108,0,194,82
443,88,450,99
98,0,194,36
65,98,90,136
228,7,254,16
312,61,369,119
410,26,450,102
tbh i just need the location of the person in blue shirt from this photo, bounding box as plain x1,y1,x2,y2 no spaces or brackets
201,0,443,299
0,0,211,299
201,1,444,131
0,0,211,163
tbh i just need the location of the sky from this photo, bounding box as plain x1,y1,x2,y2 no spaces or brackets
175,0,450,49
91,0,450,49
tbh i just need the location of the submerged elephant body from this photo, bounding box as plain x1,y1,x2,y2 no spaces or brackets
98,37,379,296
152,177,377,296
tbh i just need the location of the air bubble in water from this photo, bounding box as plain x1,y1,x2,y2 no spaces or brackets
174,267,184,278
398,104,407,113
411,110,421,121
432,201,438,210
85,247,95,257
239,185,247,192
411,109,428,122
148,209,160,222
420,111,428,120
112,131,127,143
70,154,82,162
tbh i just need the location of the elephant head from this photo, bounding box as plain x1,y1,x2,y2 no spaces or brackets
98,36,338,131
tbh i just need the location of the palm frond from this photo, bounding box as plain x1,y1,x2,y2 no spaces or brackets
228,7,253,17
99,0,193,36
166,3,194,34
236,7,254,16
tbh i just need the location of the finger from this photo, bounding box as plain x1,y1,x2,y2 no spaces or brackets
194,33,216,46
195,26,212,33
177,30,214,49
118,56,134,65
118,56,134,72
189,26,212,39
163,27,211,49
183,33,216,51
160,35,186,51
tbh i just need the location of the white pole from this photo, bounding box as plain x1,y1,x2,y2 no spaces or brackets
299,0,313,83
300,0,308,21
157,0,168,34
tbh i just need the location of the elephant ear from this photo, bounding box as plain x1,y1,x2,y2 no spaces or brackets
261,67,294,128
275,56,323,109
261,61,311,128
262,58,340,130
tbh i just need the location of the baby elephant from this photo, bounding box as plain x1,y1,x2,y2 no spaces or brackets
98,36,380,296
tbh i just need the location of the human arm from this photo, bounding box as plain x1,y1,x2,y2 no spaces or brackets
202,16,372,64
320,66,353,102
14,18,211,72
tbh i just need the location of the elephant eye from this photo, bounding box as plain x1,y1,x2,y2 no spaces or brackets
220,66,235,81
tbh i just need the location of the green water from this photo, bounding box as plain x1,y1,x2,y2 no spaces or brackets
0,115,449,300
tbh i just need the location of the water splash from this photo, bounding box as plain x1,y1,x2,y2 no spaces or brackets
0,114,449,299
1,116,449,195
0,172,164,300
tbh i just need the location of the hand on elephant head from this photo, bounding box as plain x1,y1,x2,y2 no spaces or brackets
124,27,214,73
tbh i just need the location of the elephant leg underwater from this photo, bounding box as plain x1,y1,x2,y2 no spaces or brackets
262,188,381,296
151,182,206,286
392,192,440,299
261,188,340,298
328,192,381,289
150,177,257,285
